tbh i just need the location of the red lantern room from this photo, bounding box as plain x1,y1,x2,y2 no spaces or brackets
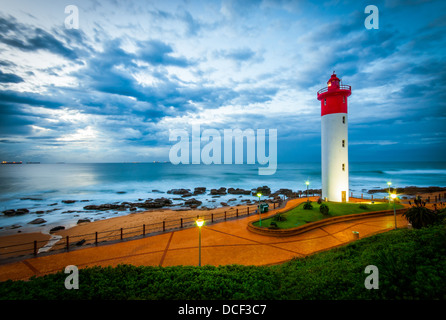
317,71,352,116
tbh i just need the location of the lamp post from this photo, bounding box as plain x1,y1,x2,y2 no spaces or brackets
390,193,397,230
257,192,262,227
196,218,204,266
305,181,310,198
387,181,392,203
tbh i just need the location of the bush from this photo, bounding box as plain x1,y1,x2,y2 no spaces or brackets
403,204,439,229
273,213,287,222
303,200,313,210
319,203,330,215
317,197,322,204
269,221,279,229
359,204,368,210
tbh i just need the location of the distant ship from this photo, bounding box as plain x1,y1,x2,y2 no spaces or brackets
1,161,22,164
26,162,41,164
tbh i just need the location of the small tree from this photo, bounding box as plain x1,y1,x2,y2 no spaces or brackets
403,203,439,229
273,213,287,222
303,200,313,210
269,221,279,229
319,203,330,216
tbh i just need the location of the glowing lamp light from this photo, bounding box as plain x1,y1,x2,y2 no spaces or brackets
390,194,397,200
257,193,262,198
387,181,392,186
196,219,204,227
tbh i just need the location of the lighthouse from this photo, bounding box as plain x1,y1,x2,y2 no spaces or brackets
317,72,351,202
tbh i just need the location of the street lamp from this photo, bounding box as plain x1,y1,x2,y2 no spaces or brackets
387,181,392,203
305,181,310,198
196,218,204,266
390,193,397,230
257,192,262,227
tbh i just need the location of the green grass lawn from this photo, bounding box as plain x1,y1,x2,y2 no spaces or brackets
253,201,405,229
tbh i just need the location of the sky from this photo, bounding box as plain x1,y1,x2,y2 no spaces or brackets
0,0,445,164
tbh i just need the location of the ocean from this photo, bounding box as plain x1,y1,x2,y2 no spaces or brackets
0,161,445,234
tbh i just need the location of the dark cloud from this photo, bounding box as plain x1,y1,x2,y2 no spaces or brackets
0,90,62,109
0,70,23,83
137,40,194,67
0,14,84,61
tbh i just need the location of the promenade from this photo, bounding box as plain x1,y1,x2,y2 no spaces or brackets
0,197,409,281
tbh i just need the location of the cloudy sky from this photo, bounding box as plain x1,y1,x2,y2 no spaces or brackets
0,0,445,163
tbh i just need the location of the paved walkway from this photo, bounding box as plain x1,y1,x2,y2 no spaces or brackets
0,197,409,281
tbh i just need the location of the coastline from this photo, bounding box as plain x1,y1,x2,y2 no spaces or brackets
0,187,444,261
0,185,299,237
0,203,259,259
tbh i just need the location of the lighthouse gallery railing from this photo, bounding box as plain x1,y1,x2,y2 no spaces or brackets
317,84,351,96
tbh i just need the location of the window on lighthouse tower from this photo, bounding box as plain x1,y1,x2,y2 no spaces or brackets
324,99,326,106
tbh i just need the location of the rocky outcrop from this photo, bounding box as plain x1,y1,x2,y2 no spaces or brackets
50,226,65,232
368,186,446,195
167,188,191,195
83,204,122,210
193,187,206,195
252,186,271,196
28,218,46,224
2,208,29,216
2,209,16,216
271,188,293,197
227,188,251,195
210,187,227,195
184,198,202,207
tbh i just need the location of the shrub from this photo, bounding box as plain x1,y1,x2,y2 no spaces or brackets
317,197,322,204
319,203,329,215
303,200,313,210
403,204,439,229
273,213,287,222
359,204,368,210
269,221,279,229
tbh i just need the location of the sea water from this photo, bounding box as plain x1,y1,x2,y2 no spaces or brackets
0,161,445,233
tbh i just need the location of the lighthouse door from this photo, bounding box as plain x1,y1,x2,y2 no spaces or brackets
341,191,346,203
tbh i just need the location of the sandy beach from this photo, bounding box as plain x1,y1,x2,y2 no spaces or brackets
56,204,259,238
0,203,259,258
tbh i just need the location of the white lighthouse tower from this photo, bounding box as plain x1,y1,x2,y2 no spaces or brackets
317,72,351,202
